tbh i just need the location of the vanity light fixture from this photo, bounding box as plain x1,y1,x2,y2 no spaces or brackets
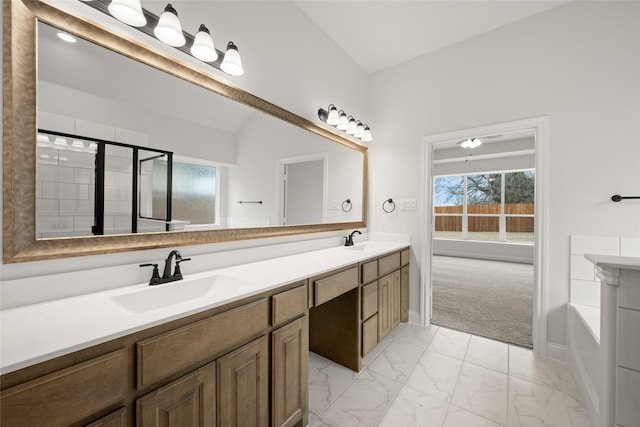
220,42,244,76
459,138,482,149
318,105,373,142
190,24,218,62
108,0,147,27
88,1,245,77
154,3,186,47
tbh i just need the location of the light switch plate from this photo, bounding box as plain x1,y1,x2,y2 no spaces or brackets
401,199,417,211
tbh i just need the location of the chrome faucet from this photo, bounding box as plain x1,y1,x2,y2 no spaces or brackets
344,230,362,247
140,250,191,286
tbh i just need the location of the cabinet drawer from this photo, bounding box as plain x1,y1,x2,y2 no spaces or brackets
313,266,358,306
362,314,378,357
360,260,377,284
378,252,401,277
137,298,269,388
0,349,127,427
272,283,308,326
361,282,378,320
401,249,410,266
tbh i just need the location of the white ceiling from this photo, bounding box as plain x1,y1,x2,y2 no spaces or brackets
294,0,568,73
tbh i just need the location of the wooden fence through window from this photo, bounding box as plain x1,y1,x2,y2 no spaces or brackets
434,203,534,232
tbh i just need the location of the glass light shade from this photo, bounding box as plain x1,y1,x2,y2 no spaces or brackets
108,0,147,27
362,126,373,142
190,24,218,62
326,105,339,126
337,111,348,130
221,42,244,76
154,4,186,47
346,117,357,135
356,121,365,138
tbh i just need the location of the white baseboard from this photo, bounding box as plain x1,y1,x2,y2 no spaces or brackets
545,342,567,361
408,310,421,325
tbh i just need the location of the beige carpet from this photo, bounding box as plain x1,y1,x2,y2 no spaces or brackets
431,255,533,348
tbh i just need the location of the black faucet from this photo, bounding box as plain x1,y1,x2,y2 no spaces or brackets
344,230,362,247
140,250,191,286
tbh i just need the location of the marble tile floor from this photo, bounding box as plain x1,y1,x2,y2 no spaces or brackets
309,324,592,427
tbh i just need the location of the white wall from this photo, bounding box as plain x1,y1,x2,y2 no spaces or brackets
367,1,640,347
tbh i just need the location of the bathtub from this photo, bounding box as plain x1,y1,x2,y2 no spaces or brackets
567,303,601,424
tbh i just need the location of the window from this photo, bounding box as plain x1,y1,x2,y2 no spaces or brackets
434,170,534,243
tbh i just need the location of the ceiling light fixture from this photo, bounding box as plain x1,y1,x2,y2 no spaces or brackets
459,138,482,149
56,31,77,43
86,1,244,77
154,3,186,47
107,0,146,27
318,105,373,142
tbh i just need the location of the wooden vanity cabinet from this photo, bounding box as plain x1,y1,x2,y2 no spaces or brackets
309,246,411,370
1,281,309,427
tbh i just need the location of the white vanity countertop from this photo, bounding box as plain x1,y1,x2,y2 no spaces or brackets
585,254,640,271
0,240,409,374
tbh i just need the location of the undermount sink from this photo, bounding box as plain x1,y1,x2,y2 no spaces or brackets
344,242,390,252
112,275,251,314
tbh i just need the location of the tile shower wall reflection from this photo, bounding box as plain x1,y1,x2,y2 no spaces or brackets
36,113,155,238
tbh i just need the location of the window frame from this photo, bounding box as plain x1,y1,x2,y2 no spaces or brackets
434,168,535,243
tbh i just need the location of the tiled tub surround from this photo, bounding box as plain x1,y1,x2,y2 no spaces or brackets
310,324,593,427
584,256,640,427
568,235,640,427
0,239,409,374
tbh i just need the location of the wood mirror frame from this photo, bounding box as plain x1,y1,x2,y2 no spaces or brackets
2,0,368,263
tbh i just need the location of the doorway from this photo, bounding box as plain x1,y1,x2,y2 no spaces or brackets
421,117,549,354
277,154,328,226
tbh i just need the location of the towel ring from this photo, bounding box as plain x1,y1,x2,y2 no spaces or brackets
341,199,352,212
382,198,396,213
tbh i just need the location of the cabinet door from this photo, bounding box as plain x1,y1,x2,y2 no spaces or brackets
137,362,215,427
272,317,308,427
378,275,391,340
400,265,410,323
85,408,126,427
391,270,401,330
217,336,269,427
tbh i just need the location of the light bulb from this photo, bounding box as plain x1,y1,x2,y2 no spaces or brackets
108,0,146,27
190,24,218,62
356,121,365,138
362,126,373,142
337,111,348,130
346,117,357,135
326,105,339,126
154,4,186,47
221,41,244,76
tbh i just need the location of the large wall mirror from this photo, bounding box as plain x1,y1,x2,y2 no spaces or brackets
3,0,367,263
